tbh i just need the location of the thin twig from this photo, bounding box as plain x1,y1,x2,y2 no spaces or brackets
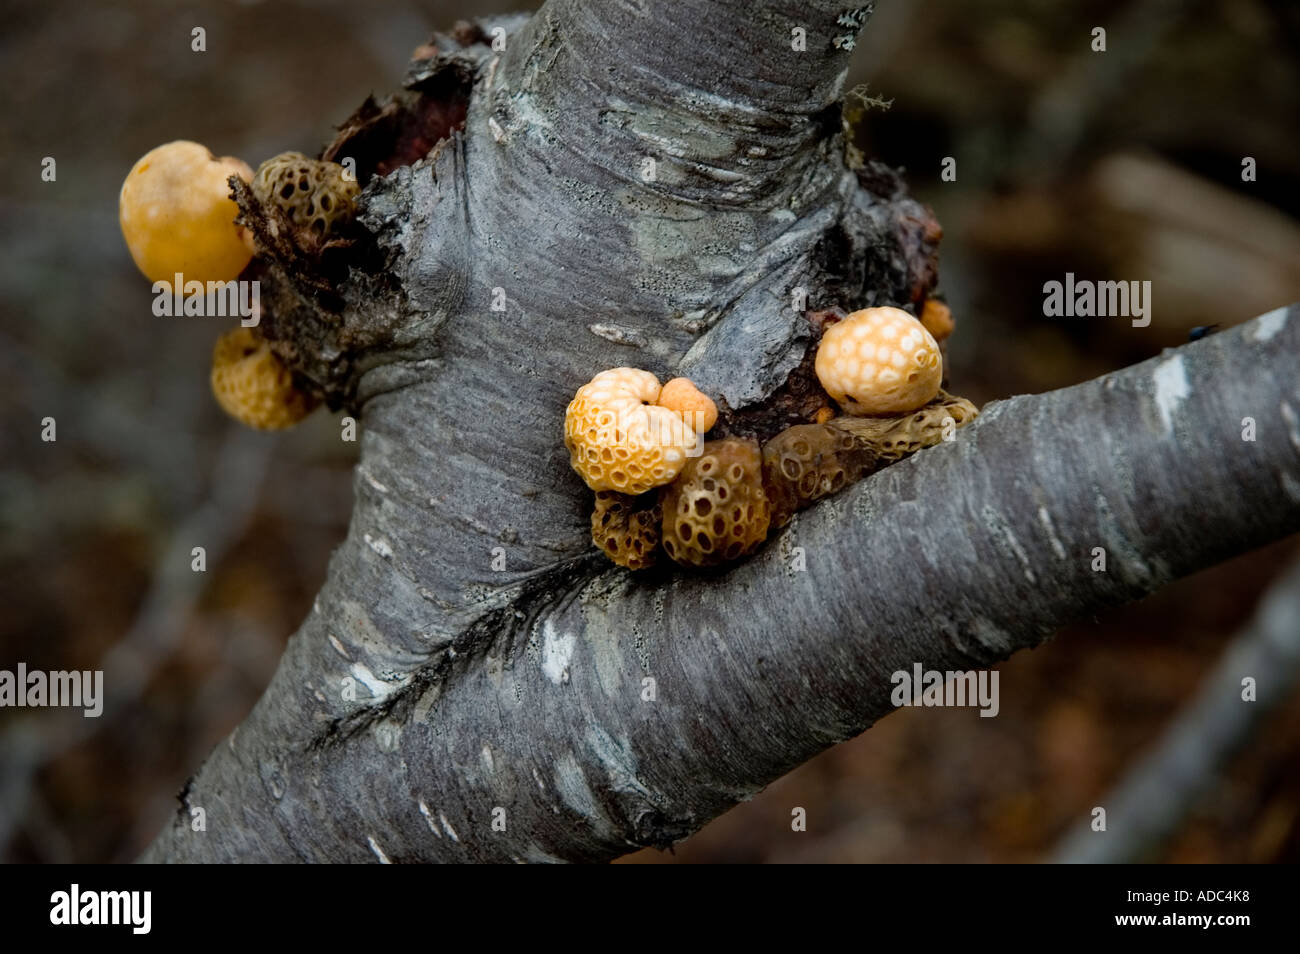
0,426,275,860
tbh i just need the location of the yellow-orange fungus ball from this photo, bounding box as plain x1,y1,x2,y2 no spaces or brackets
656,377,718,434
814,306,942,415
564,368,700,494
120,141,254,290
211,328,318,430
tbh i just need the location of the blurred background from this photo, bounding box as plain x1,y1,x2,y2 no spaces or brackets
1,0,1298,863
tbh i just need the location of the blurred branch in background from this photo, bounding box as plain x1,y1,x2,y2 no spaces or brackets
1052,557,1300,863
1016,0,1202,179
0,426,274,859
0,322,201,497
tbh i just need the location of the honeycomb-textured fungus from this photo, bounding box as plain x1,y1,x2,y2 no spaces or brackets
762,423,879,528
829,390,979,461
591,491,662,571
564,368,699,494
252,152,360,239
661,438,771,568
210,327,318,430
815,306,943,414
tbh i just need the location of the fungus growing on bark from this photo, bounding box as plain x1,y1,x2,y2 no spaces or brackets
119,141,254,288
830,391,979,461
564,368,700,494
590,491,662,571
815,306,943,414
656,377,718,434
762,424,879,528
661,438,771,568
210,327,319,430
252,152,360,240
920,298,955,341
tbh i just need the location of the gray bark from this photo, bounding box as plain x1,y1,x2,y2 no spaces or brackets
142,0,1300,862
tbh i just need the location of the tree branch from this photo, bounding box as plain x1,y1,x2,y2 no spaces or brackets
144,304,1300,862
139,0,1300,862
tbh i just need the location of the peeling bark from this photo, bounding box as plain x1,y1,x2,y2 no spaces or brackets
141,0,1300,862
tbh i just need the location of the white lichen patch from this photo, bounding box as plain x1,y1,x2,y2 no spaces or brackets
1252,306,1289,342
360,467,389,494
367,836,391,864
338,600,397,658
412,683,441,724
373,720,401,752
1281,470,1300,503
969,616,1014,655
553,752,603,824
587,322,649,348
364,533,394,559
418,799,442,837
1037,506,1068,560
1281,401,1300,454
586,725,655,801
541,619,576,685
833,6,872,49
349,661,410,702
982,506,1036,584
1152,354,1190,435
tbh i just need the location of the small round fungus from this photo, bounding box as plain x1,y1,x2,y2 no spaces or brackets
119,141,254,288
814,306,943,415
564,368,700,494
656,377,718,434
829,391,979,461
920,299,955,341
762,424,878,528
661,438,771,568
211,327,319,430
591,491,662,571
252,152,360,239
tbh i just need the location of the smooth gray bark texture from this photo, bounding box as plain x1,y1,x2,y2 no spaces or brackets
142,0,1300,862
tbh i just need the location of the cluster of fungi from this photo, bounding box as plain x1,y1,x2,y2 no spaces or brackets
566,302,979,571
119,140,354,430
117,122,979,574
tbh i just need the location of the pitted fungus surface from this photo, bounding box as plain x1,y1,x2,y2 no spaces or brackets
591,491,662,570
762,423,878,528
661,438,770,568
815,306,943,414
830,391,979,461
253,152,360,239
564,368,699,494
211,327,318,430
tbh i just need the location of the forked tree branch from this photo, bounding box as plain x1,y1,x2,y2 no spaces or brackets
140,0,1300,862
143,304,1300,863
